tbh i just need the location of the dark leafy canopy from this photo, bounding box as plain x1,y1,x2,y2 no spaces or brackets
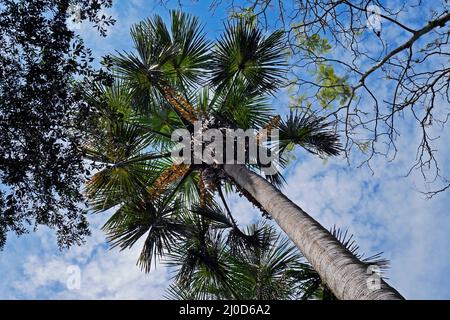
0,0,115,249
84,10,345,299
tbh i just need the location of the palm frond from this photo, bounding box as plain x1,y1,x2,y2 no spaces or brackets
84,120,168,212
279,111,342,157
227,223,269,256
225,224,304,300
103,196,187,273
165,281,213,300
111,11,210,114
216,78,274,129
166,10,211,87
191,203,234,229
165,217,232,293
210,20,286,95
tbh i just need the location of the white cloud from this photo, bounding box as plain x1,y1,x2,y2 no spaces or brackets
2,213,172,300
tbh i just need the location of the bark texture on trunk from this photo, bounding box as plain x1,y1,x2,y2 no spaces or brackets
224,164,404,300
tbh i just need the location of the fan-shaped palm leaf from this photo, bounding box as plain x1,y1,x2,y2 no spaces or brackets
165,215,234,297
103,195,188,273
210,21,286,95
279,111,342,157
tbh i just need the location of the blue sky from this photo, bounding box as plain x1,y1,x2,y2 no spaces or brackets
1,0,449,300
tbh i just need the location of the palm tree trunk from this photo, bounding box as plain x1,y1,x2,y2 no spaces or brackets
224,164,404,300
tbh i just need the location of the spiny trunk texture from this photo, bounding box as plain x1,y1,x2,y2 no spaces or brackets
224,164,404,300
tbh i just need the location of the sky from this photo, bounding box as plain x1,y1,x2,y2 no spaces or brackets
0,0,449,300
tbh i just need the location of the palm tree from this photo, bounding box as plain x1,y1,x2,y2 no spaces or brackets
84,11,404,300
